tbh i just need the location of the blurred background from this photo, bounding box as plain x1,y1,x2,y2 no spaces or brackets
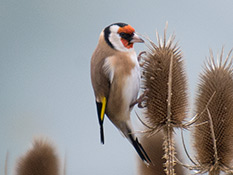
1,0,233,174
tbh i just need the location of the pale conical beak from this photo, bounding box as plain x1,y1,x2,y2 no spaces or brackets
131,33,144,43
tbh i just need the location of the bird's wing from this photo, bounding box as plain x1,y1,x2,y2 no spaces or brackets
96,56,116,144
91,55,114,144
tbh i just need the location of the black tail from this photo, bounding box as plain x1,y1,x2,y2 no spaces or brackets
100,124,104,144
128,133,151,165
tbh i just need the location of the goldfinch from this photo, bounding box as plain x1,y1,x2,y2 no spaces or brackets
91,23,151,164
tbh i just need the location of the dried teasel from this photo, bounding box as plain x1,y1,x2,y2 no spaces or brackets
140,24,188,175
193,49,233,174
16,138,60,175
141,29,188,133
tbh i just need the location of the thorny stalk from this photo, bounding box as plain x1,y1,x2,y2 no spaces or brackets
163,54,176,175
5,152,8,175
207,108,220,175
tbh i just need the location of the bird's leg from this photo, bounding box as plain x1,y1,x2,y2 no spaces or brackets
130,89,149,108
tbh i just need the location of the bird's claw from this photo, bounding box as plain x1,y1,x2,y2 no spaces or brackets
130,89,149,108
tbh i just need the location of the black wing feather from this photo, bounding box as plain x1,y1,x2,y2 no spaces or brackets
96,101,105,144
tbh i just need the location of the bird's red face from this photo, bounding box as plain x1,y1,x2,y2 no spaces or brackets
103,23,144,51
117,25,135,49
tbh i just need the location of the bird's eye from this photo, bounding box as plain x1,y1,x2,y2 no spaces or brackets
119,32,133,41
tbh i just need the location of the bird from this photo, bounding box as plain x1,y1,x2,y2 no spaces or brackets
90,22,151,164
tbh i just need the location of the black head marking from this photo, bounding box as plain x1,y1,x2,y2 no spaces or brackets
119,32,134,42
104,26,114,49
112,22,128,27
103,22,129,49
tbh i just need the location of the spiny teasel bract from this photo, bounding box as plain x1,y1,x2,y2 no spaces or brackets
16,138,60,175
193,49,233,174
141,31,188,132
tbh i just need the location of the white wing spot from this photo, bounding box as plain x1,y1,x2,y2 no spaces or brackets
103,57,114,83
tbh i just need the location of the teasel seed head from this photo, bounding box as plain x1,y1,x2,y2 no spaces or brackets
193,49,233,173
140,25,188,175
141,31,188,132
16,138,60,175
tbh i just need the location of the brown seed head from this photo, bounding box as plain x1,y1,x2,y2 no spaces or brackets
193,49,233,172
16,138,60,175
142,33,188,130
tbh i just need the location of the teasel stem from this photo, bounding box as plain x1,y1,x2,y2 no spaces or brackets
5,152,9,175
206,108,220,175
163,55,176,175
63,154,67,175
163,126,176,175
137,128,185,175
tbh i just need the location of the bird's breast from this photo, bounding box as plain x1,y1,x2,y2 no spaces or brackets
123,66,140,105
106,52,140,117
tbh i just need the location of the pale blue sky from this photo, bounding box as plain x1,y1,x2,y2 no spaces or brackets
1,0,233,174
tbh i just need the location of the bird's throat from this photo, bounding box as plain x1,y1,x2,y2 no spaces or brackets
121,38,133,49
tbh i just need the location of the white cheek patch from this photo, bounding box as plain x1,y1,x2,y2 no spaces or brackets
109,25,133,52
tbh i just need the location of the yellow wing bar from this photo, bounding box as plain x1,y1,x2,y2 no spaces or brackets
100,97,106,121
96,96,107,144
